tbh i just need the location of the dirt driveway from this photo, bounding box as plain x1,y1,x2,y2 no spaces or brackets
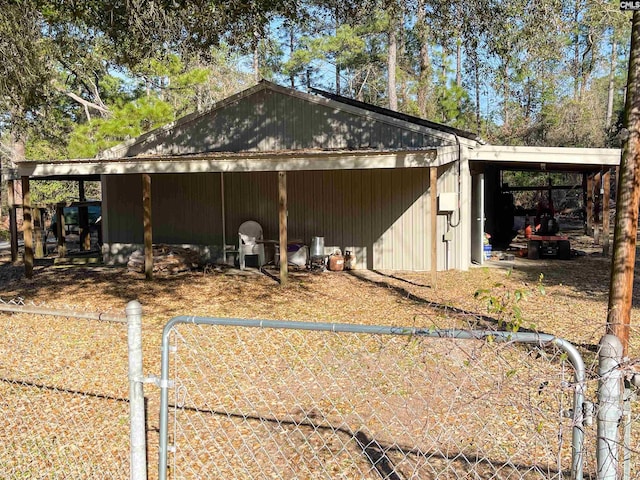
0,250,636,356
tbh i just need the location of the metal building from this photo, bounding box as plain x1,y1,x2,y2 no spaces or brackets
12,81,621,279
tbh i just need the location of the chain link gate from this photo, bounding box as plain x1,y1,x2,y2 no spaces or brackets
158,317,590,480
0,299,147,479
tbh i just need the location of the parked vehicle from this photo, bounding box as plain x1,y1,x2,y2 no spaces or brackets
48,205,101,239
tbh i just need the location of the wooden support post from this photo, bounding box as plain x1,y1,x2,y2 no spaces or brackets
430,167,438,287
78,205,90,251
582,173,588,234
21,176,33,278
7,179,18,263
278,171,288,286
56,203,66,258
79,180,86,202
586,174,594,235
33,208,44,259
593,172,602,244
142,174,153,280
603,169,611,256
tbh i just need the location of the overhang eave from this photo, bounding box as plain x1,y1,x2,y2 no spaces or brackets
472,145,621,170
16,147,457,179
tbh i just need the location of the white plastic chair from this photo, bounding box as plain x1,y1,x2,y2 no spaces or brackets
238,220,266,270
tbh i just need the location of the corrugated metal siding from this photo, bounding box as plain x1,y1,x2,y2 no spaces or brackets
104,167,467,271
151,173,222,244
437,160,470,271
287,169,432,271
104,175,143,243
223,172,279,245
123,89,453,157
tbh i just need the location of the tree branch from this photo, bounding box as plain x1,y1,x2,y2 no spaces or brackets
64,91,111,117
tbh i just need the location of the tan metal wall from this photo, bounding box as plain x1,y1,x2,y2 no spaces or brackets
103,166,468,271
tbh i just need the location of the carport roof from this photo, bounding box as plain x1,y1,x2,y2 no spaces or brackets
472,145,621,172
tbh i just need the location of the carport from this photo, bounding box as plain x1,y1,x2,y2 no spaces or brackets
470,145,621,260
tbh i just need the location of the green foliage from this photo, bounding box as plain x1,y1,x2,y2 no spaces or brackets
474,271,545,332
67,97,174,158
0,0,633,163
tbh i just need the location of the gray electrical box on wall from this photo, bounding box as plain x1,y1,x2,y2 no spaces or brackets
438,193,457,213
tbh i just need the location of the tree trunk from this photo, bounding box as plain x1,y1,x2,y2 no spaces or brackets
416,0,430,118
607,11,640,355
10,127,25,223
472,43,481,134
573,0,581,99
502,61,510,131
606,37,617,129
253,35,260,82
388,25,398,110
456,37,462,88
289,27,296,88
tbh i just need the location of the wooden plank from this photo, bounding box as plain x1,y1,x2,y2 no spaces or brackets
278,172,288,286
142,174,153,280
603,169,611,256
21,176,33,278
430,166,438,287
7,180,18,262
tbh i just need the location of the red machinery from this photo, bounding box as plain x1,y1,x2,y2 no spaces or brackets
526,210,571,259
527,234,571,260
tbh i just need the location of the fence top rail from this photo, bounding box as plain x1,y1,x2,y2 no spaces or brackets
167,315,559,343
164,315,584,378
0,302,127,324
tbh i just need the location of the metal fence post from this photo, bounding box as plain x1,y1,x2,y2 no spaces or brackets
597,334,623,480
127,300,147,480
623,383,633,480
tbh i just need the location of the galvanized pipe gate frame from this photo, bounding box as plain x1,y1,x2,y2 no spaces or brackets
157,317,588,480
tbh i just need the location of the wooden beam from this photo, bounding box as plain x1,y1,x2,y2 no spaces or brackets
430,167,438,287
56,203,66,258
586,174,594,235
278,171,288,286
142,174,153,280
603,169,611,256
7,180,18,262
501,184,582,192
21,176,33,278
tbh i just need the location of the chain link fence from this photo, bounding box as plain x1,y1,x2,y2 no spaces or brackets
0,298,135,478
158,318,593,480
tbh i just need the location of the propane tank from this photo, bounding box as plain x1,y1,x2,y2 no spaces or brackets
328,250,344,271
